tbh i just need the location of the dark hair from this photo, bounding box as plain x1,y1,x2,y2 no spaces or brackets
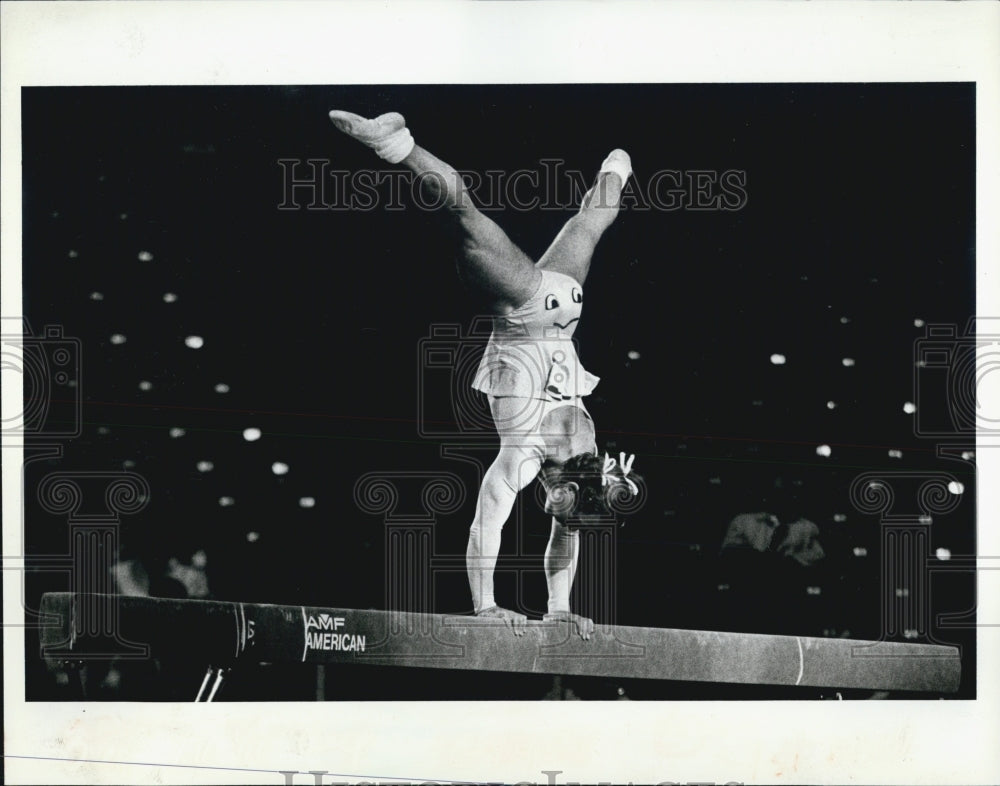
546,451,643,524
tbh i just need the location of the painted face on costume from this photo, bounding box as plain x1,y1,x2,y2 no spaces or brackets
543,280,584,336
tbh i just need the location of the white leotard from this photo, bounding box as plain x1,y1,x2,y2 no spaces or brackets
473,269,600,401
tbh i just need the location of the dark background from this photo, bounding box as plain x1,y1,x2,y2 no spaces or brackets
20,83,976,699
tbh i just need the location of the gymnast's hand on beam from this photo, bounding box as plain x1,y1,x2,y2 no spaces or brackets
475,606,528,637
543,611,595,641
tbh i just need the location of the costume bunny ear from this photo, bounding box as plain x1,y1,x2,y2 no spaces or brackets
601,452,617,486
615,452,639,495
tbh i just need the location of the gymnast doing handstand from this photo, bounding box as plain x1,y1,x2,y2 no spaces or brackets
329,109,640,640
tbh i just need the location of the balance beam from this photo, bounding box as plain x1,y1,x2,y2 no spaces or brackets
39,593,961,693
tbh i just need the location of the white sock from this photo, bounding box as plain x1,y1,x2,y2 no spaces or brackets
599,149,632,186
372,127,414,164
328,110,415,164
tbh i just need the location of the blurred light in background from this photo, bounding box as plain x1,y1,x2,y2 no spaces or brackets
169,427,186,438
935,547,952,561
826,400,837,410
914,318,925,327
89,291,104,301
219,496,235,507
888,449,902,458
948,481,964,495
184,335,205,349
299,497,316,508
841,357,855,367
137,250,154,262
271,462,289,476
163,292,178,303
196,460,214,472
138,380,153,391
769,353,786,365
243,427,261,442
903,401,916,414
110,333,127,345
214,383,230,393
246,531,260,543
627,350,641,360
816,444,831,457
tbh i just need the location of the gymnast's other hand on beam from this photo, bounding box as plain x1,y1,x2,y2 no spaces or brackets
543,611,595,641
474,605,528,637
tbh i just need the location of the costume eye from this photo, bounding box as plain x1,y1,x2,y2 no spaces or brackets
572,287,582,303
545,294,560,310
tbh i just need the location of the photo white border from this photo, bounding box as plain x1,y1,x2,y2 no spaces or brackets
3,2,999,784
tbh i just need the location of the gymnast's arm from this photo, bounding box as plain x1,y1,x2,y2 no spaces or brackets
465,447,532,635
542,518,595,641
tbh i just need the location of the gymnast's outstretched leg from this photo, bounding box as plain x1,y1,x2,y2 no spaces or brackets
328,110,541,314
536,149,632,285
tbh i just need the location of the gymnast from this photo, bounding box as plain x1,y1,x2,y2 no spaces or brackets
329,110,640,639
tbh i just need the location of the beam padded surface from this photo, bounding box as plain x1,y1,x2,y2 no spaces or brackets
39,593,961,693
